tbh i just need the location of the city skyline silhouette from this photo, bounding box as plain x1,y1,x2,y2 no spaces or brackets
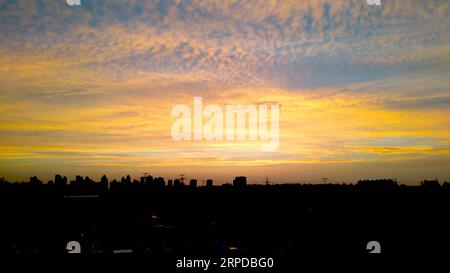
1,173,450,254
1,0,450,261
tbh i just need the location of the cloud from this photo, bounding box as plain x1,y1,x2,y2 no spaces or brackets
0,0,449,182
1,0,449,88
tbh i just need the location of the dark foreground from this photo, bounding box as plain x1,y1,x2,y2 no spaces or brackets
1,181,449,254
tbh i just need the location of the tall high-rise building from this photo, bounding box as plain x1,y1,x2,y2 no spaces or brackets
233,176,247,187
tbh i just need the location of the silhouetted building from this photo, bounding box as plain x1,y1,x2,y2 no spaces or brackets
357,179,397,189
145,175,154,186
55,175,62,185
189,179,197,188
110,179,119,190
154,177,165,187
101,175,108,184
174,179,181,187
100,175,109,192
167,179,173,187
125,175,132,184
55,174,67,186
233,176,247,187
206,179,213,187
76,175,84,183
421,179,440,189
29,176,42,185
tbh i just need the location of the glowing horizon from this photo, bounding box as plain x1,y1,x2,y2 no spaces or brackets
1,0,449,184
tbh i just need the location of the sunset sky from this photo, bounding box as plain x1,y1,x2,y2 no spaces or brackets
0,0,449,184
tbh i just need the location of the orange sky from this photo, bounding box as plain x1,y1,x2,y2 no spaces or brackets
0,0,449,184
